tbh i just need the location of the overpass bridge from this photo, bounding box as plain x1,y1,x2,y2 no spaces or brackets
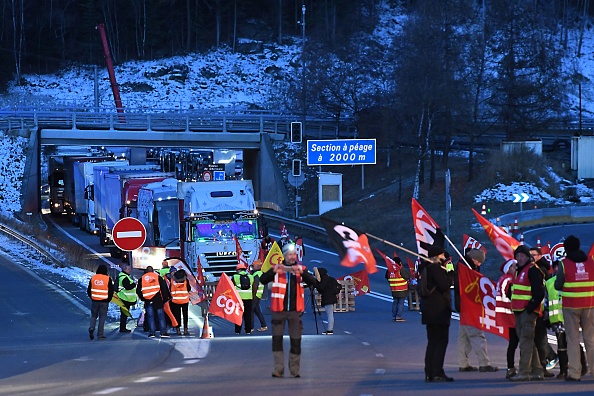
0,107,355,218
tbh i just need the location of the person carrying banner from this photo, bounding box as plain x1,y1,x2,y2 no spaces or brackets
259,242,317,378
117,263,136,333
422,246,455,383
496,259,519,378
87,264,115,340
508,245,545,381
251,259,268,332
136,266,171,338
233,262,255,335
554,235,594,381
454,248,498,373
385,256,410,322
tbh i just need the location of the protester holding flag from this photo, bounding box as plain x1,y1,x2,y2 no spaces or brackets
232,262,255,335
315,267,342,335
117,263,136,333
554,235,594,381
259,242,317,378
87,264,114,341
454,249,498,373
422,246,455,383
384,255,410,322
508,245,545,381
496,259,519,378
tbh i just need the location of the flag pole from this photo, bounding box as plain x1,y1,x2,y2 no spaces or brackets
443,233,472,269
365,233,432,263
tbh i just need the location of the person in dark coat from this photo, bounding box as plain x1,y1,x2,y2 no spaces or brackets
136,266,172,338
315,267,341,335
422,246,455,383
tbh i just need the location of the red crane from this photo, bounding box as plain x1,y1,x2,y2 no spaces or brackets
96,23,125,119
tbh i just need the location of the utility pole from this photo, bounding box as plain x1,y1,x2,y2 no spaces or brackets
301,4,306,128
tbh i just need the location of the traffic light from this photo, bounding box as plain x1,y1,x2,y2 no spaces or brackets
290,122,302,143
292,159,302,177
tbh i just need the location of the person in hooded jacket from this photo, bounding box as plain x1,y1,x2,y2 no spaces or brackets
315,267,341,335
87,264,114,340
555,235,594,381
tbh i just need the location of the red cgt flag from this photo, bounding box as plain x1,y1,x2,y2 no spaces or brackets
235,237,249,268
412,198,445,257
376,248,399,272
458,264,509,340
337,270,370,296
321,217,377,274
462,234,488,256
588,243,594,261
406,257,417,281
472,208,521,261
208,273,244,326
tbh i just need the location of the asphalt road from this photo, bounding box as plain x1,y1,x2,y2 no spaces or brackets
1,218,594,395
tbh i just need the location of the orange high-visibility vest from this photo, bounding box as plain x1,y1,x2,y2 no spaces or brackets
388,270,408,292
561,258,594,309
90,274,110,301
270,265,306,312
170,280,190,304
495,274,515,328
511,263,542,315
141,272,161,300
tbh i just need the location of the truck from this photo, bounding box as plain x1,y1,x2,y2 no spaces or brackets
48,156,66,216
93,164,170,252
73,159,128,233
131,178,181,269
178,180,260,280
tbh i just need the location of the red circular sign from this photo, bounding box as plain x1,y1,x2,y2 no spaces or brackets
203,171,212,181
550,243,565,261
112,217,146,251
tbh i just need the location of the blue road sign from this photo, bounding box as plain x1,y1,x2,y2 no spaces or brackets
213,170,225,181
307,139,376,166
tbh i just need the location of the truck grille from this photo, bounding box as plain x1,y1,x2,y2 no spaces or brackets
203,251,252,278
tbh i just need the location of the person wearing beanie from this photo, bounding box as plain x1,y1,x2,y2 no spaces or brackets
529,247,556,378
455,248,499,373
136,266,172,338
259,242,317,378
251,260,268,332
496,259,519,378
232,262,255,335
421,246,455,383
555,235,594,381
170,269,192,336
87,264,114,340
508,245,546,381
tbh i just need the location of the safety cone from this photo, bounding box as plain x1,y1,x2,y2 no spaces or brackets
201,316,212,339
481,204,487,215
513,218,519,236
519,233,524,244
536,236,541,248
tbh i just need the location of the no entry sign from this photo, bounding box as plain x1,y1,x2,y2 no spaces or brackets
112,217,146,251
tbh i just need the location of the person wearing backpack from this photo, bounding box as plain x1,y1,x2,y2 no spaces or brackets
233,262,255,335
422,246,455,383
314,267,341,335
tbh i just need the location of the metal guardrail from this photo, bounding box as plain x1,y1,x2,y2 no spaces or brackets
262,212,326,237
496,206,594,229
0,223,64,267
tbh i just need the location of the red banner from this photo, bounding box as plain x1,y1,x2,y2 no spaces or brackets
295,237,305,262
337,270,370,296
376,248,399,272
462,234,487,256
406,257,417,281
167,257,206,305
458,264,509,340
235,237,249,268
321,218,377,274
472,208,520,261
208,273,244,326
588,243,594,261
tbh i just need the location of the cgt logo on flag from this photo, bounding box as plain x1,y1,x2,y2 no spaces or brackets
338,270,370,296
321,218,377,274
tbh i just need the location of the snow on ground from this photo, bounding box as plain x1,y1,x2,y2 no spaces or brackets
474,181,594,204
0,134,27,216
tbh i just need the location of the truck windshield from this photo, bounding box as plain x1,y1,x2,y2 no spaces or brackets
156,201,179,244
194,219,257,241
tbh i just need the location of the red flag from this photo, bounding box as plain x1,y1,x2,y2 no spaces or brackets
321,217,377,274
166,257,206,305
235,237,249,268
462,234,488,256
472,208,521,261
196,256,206,288
406,257,417,281
337,270,370,296
376,248,399,272
458,264,509,340
411,198,445,257
588,243,594,261
280,223,289,238
258,245,265,263
208,273,244,326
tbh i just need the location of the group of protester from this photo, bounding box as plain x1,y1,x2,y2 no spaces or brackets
87,260,193,340
417,235,594,383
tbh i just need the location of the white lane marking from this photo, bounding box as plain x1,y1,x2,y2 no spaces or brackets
376,353,384,358
184,359,200,364
94,388,126,395
362,342,370,346
116,231,142,238
344,331,352,334
375,369,386,375
134,376,159,383
163,367,184,373
366,291,393,302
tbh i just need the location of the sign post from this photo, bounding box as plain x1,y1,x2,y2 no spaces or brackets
112,217,147,252
307,139,376,166
512,193,530,211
